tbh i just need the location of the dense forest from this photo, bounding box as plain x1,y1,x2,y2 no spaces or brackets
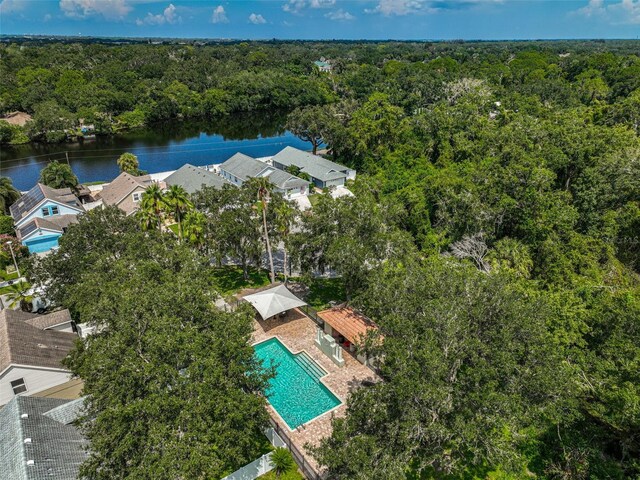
3,39,639,479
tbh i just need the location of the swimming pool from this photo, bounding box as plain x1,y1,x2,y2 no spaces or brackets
254,337,341,429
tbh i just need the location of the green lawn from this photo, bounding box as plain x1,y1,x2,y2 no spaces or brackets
208,266,271,296
0,270,19,281
307,194,321,208
302,277,346,311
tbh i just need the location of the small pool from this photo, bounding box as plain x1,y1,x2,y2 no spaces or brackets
254,337,341,429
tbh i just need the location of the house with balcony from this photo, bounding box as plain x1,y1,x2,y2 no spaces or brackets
271,147,356,189
218,153,309,199
9,184,85,254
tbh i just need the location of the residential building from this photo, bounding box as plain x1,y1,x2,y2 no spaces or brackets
0,395,88,479
218,153,309,199
0,309,79,406
271,146,356,188
10,184,85,254
164,163,231,194
0,111,32,127
314,58,332,72
95,172,155,215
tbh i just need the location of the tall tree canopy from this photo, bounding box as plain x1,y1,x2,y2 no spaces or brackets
38,160,79,190
0,176,20,214
312,258,571,479
28,207,273,479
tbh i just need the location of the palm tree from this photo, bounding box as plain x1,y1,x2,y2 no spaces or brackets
116,152,140,175
250,177,276,283
39,161,79,191
0,177,20,214
182,211,207,250
163,185,193,240
137,208,160,232
5,282,32,311
140,184,165,232
270,448,295,478
275,201,296,283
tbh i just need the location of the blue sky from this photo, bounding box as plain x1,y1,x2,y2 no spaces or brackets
0,1,639,40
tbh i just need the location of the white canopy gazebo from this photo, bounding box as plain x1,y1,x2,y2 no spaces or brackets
243,284,307,320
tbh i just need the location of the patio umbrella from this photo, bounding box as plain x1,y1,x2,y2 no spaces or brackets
242,284,307,320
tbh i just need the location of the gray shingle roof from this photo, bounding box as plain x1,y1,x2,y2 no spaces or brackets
16,215,79,242
219,153,308,190
271,147,350,183
22,310,73,331
9,184,83,224
0,310,77,373
164,164,230,194
219,153,267,181
0,396,88,479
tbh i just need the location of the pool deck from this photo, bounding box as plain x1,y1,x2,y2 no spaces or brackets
252,308,379,472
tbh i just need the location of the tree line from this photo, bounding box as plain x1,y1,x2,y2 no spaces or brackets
1,38,638,478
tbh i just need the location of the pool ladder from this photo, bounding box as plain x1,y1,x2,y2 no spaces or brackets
294,352,326,382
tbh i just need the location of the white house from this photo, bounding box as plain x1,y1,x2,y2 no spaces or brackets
0,309,78,406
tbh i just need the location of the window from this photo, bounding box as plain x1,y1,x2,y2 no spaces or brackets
10,378,27,395
41,207,50,217
50,206,59,215
132,192,142,202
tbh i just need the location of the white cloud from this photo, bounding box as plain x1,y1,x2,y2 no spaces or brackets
576,0,640,24
136,3,180,26
365,0,503,16
283,0,306,14
310,0,336,7
0,0,27,15
43,13,52,21
211,5,228,23
325,8,355,20
59,0,132,20
248,12,266,24
365,0,432,16
610,0,640,23
283,0,335,14
577,0,606,17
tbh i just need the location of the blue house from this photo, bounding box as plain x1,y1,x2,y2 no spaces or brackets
9,184,85,254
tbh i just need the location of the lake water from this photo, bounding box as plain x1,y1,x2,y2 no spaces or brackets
0,111,312,191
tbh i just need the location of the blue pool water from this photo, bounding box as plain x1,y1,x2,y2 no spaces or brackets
254,337,341,429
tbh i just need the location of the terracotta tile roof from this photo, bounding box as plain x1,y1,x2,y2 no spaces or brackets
0,310,77,373
317,306,378,345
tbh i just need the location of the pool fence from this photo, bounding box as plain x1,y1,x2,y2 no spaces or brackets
269,418,324,480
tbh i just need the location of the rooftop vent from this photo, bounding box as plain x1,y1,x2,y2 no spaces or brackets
26,460,35,466
24,438,32,444
20,413,29,419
